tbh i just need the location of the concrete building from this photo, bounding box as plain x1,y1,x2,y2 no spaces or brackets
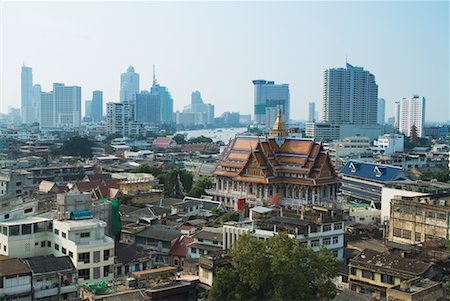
328,136,372,170
0,255,32,301
21,65,34,124
394,100,400,129
374,134,404,155
135,92,161,125
91,90,103,122
150,65,174,125
323,63,378,125
0,169,34,201
32,84,41,124
107,101,141,136
53,83,82,128
39,91,54,129
305,122,382,141
399,95,426,137
85,100,92,119
175,111,195,129
308,102,316,122
253,79,290,127
377,98,385,125
207,112,339,209
120,66,139,103
182,90,214,127
386,278,444,301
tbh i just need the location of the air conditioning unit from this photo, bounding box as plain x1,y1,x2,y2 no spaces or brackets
125,277,136,288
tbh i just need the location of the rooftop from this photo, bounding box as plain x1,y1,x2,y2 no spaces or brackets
26,255,75,274
0,255,31,276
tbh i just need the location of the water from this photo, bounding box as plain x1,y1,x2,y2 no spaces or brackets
176,127,248,143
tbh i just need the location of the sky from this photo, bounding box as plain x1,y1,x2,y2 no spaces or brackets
1,1,449,122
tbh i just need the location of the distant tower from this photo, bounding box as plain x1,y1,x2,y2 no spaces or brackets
253,80,290,127
120,66,140,102
399,95,425,137
377,98,385,125
270,108,288,145
308,102,316,122
21,65,33,123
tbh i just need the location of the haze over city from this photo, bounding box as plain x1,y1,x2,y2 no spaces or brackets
1,1,449,121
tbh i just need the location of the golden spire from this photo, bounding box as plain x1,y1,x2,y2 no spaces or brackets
269,108,288,138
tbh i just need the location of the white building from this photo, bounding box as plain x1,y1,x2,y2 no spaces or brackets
0,169,34,201
253,80,290,126
54,83,82,128
120,66,139,103
328,136,371,169
0,255,32,301
399,95,426,137
106,101,141,136
21,65,34,124
374,134,404,155
394,100,400,129
308,102,316,122
0,216,114,283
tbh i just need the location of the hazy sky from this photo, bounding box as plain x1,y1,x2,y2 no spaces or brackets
1,1,449,121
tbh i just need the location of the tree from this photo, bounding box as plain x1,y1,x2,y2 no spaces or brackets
173,134,187,145
189,176,213,197
419,169,450,183
130,164,162,176
188,135,213,144
158,168,193,198
59,136,95,158
208,234,338,301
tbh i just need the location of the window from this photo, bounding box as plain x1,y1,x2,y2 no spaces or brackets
323,224,332,232
62,232,66,239
393,228,402,238
117,266,122,276
104,265,110,277
24,208,32,214
54,229,59,235
381,274,395,284
54,243,59,251
79,252,90,263
79,269,90,280
401,230,411,239
80,232,90,238
22,224,32,235
174,258,179,266
69,251,73,258
437,213,447,220
94,251,100,263
125,265,129,274
3,245,5,252
16,182,22,186
93,267,100,279
104,249,110,261
362,270,375,280
323,238,331,245
47,241,51,247
310,240,320,247
332,236,339,244
191,248,197,254
41,241,46,248
9,225,20,236
62,247,67,254
415,232,422,241
4,214,9,220
350,267,356,275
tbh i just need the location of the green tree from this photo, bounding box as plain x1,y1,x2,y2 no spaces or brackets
158,168,193,198
173,134,187,145
130,164,162,176
188,135,213,144
189,176,213,197
208,234,338,301
59,136,95,158
419,169,450,183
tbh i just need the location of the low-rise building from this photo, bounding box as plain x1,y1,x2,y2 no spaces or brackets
0,169,34,201
0,255,32,301
374,134,404,155
386,277,444,301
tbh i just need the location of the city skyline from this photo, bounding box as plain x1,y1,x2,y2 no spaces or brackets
1,1,449,121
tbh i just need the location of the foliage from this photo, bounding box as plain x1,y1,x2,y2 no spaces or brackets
215,140,225,146
58,136,95,158
158,168,193,198
188,135,213,144
419,169,450,183
120,194,133,205
209,211,240,227
173,134,187,145
130,164,162,176
208,234,338,301
189,176,213,197
104,133,122,142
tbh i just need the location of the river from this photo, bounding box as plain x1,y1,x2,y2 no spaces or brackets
175,127,248,143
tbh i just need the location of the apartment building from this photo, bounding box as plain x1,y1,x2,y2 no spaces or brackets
0,255,32,301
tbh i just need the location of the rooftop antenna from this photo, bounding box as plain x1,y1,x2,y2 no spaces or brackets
152,64,157,85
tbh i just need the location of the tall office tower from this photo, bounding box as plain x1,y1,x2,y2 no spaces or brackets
106,101,136,136
91,90,103,122
377,98,385,125
186,90,215,126
322,63,378,125
21,66,33,123
308,102,316,122
53,83,82,128
120,66,139,102
399,95,426,137
150,66,173,124
135,92,161,124
253,80,290,127
40,91,54,129
394,100,400,129
206,103,215,125
85,100,92,119
32,84,41,123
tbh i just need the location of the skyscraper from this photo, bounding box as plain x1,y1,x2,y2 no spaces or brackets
150,66,173,124
394,100,400,129
32,84,41,123
107,101,139,136
135,92,161,124
40,91,54,129
85,100,92,119
53,83,82,128
399,95,425,137
120,66,139,102
91,90,103,122
308,102,316,122
184,90,215,126
377,98,385,125
21,66,33,123
253,80,290,127
322,63,378,125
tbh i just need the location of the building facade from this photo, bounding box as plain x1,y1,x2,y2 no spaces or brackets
308,102,316,122
399,95,426,137
91,90,103,122
377,98,385,125
135,92,161,125
21,65,34,124
53,83,82,128
107,101,141,136
253,79,290,127
120,66,139,103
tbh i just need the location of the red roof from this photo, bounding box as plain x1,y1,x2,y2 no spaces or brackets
169,235,194,257
153,137,175,149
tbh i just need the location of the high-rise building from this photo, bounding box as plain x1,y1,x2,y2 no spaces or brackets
53,83,81,128
399,95,426,137
85,100,92,119
182,90,214,126
32,84,41,123
322,63,378,125
135,92,161,124
107,101,140,136
21,66,33,123
120,66,139,102
91,90,103,122
394,100,400,129
40,92,54,129
377,98,385,125
308,102,316,122
253,80,290,127
150,69,173,125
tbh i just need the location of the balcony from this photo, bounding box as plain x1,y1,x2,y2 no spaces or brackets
60,284,77,294
34,287,58,299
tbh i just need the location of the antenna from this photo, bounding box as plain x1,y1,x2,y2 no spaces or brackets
152,64,157,85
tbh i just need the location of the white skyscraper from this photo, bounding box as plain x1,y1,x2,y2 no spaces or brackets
40,91,54,129
323,63,378,125
308,102,316,122
394,100,400,129
120,66,139,102
377,98,385,125
107,101,139,136
21,66,33,123
399,95,425,137
53,83,81,128
32,84,41,123
253,80,290,127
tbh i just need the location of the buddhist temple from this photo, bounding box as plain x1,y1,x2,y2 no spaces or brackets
207,109,340,210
